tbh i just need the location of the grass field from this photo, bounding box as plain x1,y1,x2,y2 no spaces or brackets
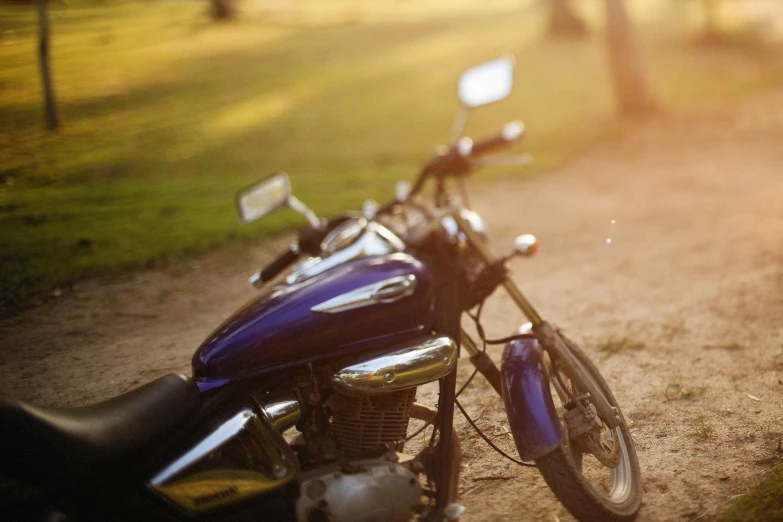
2,0,783,308
722,463,783,522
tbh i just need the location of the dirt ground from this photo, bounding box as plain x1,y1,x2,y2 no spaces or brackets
2,89,783,521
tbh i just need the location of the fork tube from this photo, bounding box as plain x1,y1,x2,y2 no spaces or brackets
501,279,543,325
461,331,502,396
453,211,543,324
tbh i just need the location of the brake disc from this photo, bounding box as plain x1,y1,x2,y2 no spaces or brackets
581,426,621,469
564,401,622,469
552,355,622,470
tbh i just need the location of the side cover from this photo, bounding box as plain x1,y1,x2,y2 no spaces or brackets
193,253,435,391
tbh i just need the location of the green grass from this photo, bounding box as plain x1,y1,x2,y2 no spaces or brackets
692,414,714,440
596,336,646,360
722,463,783,522
3,0,783,307
664,382,707,401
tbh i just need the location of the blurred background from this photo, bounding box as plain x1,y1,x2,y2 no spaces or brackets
2,0,783,308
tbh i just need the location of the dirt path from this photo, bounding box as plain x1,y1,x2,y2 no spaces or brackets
2,90,783,521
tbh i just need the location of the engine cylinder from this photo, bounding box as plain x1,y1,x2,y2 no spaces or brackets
329,389,416,458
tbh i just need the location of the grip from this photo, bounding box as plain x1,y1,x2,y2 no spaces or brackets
260,248,299,282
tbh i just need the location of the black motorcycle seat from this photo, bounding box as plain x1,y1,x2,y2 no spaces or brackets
0,373,200,483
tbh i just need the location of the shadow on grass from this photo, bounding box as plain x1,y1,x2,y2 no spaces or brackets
4,1,783,309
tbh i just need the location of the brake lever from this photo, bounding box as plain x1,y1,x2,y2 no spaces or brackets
471,153,533,169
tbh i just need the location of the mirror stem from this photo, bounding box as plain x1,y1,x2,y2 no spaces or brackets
287,196,323,229
451,106,470,143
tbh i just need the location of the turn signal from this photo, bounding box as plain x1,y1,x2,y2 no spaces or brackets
512,234,539,257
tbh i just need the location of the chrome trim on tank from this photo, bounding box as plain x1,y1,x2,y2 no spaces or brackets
331,335,457,395
286,222,404,285
311,274,417,314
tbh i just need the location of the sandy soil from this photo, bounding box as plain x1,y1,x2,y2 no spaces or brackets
2,89,783,521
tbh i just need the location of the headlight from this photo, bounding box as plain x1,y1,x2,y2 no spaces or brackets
441,209,489,244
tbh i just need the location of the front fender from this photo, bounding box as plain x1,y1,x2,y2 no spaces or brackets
500,324,563,461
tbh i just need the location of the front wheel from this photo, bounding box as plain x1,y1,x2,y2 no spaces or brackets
535,336,642,522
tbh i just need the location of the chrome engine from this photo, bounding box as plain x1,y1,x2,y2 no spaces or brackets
327,334,455,458
295,457,422,522
292,388,422,521
292,335,459,520
329,388,417,458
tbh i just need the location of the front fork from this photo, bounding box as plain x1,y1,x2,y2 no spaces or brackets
452,212,622,431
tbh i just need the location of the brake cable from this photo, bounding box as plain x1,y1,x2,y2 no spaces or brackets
481,332,536,345
404,300,488,445
457,300,537,468
405,304,487,443
455,398,535,468
472,304,593,436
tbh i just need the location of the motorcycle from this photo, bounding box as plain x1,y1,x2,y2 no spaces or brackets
1,56,642,522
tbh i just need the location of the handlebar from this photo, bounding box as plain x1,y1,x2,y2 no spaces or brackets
250,120,526,286
409,120,525,198
470,120,525,156
250,217,357,288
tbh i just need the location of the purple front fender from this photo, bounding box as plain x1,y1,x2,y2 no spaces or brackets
500,325,563,461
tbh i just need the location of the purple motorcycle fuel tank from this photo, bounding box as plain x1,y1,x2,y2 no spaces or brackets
193,253,435,392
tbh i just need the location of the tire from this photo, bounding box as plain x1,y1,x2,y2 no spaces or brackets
534,336,642,522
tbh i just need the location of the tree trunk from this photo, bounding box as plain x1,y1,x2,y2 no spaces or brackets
209,0,236,21
603,0,656,117
37,0,59,131
702,0,720,40
548,0,588,39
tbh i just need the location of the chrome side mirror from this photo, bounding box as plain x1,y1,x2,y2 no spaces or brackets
511,234,539,258
458,55,515,108
237,172,322,228
236,172,291,224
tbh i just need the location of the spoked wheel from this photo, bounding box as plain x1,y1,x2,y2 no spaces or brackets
535,335,642,522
